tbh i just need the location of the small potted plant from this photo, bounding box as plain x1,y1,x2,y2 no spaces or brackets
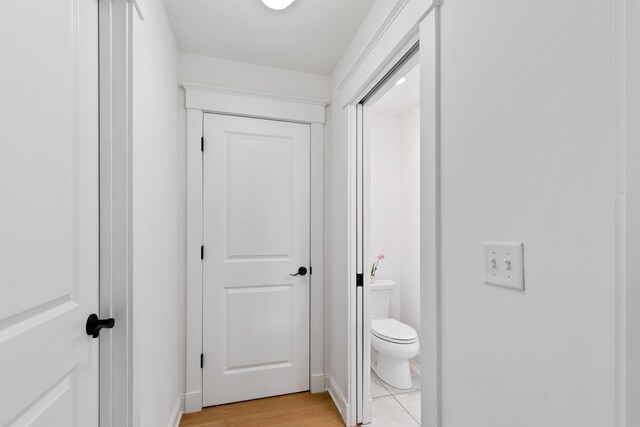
370,254,384,283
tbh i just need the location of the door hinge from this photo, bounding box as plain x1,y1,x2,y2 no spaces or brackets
200,245,204,260
356,273,363,287
200,353,203,369
201,136,204,152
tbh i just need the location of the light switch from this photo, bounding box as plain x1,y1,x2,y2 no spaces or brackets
483,242,524,291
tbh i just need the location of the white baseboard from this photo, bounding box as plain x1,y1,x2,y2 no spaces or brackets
311,373,326,393
184,391,202,413
325,374,352,426
167,394,185,427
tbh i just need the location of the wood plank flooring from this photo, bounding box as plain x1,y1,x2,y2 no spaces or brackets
179,392,344,427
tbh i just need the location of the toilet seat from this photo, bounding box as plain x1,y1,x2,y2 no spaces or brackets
371,319,418,344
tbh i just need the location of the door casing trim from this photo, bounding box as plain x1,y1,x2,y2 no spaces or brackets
183,84,327,413
98,0,136,425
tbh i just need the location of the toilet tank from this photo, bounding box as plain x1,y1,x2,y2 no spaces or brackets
370,279,395,319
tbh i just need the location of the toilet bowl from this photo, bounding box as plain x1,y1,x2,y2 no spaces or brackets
371,318,419,389
370,279,420,390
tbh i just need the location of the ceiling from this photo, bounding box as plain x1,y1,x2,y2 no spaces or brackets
369,64,420,115
163,0,375,76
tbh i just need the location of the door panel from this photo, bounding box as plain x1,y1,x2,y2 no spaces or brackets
225,135,293,259
202,114,310,406
226,285,293,369
0,0,99,425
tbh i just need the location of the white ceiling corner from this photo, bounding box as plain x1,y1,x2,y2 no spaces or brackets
163,0,375,76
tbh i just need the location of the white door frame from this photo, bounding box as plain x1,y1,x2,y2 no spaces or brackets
342,2,440,426
183,83,327,413
355,45,421,424
98,1,141,425
617,0,640,425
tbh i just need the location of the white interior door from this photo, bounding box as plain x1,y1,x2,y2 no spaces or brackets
202,114,311,406
0,0,100,425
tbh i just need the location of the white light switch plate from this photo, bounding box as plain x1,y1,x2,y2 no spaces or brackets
484,242,524,291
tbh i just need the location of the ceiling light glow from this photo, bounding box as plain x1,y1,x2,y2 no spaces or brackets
395,77,406,86
260,0,297,10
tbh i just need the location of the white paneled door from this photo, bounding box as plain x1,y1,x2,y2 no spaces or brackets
202,114,310,406
0,0,100,426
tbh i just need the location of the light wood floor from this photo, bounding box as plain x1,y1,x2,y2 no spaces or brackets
179,392,344,427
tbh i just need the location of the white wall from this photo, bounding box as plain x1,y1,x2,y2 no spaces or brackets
399,105,420,335
624,2,640,425
324,90,349,398
437,1,615,425
369,107,420,334
178,52,331,100
326,0,622,425
370,112,403,316
133,2,185,426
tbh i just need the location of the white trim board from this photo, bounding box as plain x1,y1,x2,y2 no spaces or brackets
419,9,442,427
128,0,143,20
346,104,358,427
184,391,202,415
310,121,326,393
337,0,411,91
337,0,436,107
326,374,352,427
616,0,640,425
167,394,185,427
311,374,326,394
185,108,204,414
184,85,327,413
98,1,135,425
182,83,327,124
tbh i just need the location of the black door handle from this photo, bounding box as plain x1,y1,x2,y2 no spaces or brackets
86,313,115,338
290,266,307,277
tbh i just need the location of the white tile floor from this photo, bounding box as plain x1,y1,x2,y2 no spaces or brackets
369,358,421,426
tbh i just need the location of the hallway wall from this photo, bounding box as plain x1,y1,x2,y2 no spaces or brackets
436,1,615,425
132,1,185,425
178,52,331,100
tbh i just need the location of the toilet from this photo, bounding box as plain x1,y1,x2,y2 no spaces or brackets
370,279,420,390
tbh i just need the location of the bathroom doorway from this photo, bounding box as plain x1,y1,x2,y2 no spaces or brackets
355,47,422,425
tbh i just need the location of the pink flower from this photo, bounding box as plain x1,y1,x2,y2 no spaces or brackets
371,254,385,276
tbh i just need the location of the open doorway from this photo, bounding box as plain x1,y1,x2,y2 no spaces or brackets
356,48,421,425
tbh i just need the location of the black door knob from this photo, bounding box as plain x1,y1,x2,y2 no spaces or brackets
86,313,115,338
290,266,308,277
